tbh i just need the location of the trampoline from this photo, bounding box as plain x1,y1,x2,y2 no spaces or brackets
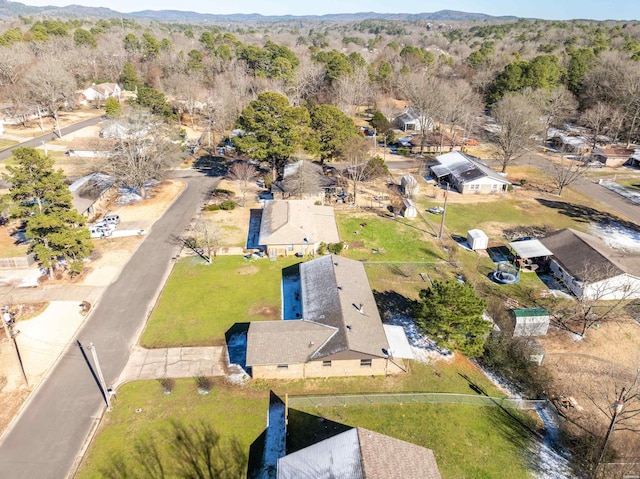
492,261,520,284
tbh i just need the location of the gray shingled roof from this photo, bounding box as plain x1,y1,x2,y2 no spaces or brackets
246,320,335,366
258,200,340,246
246,255,390,367
277,427,442,479
430,151,510,185
301,255,389,360
69,173,116,215
539,228,640,281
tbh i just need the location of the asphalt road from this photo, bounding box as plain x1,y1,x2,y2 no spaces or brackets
520,151,640,226
0,170,219,479
0,115,104,161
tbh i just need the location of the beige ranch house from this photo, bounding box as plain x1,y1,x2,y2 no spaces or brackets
258,200,340,258
246,255,410,379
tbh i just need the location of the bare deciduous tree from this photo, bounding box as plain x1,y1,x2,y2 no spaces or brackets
580,102,617,148
282,160,323,200
288,56,324,106
25,58,76,135
530,86,579,141
334,66,372,117
547,156,586,196
227,160,258,207
340,136,371,205
105,108,182,198
492,92,543,173
398,72,445,154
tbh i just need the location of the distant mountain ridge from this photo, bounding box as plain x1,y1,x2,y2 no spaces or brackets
0,1,520,22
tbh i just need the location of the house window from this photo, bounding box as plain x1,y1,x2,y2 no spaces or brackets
277,364,288,369
468,184,480,191
323,361,332,368
491,184,498,190
360,359,372,367
287,244,294,252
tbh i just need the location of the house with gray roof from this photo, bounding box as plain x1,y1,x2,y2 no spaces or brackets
246,255,409,379
69,173,118,218
429,151,510,194
540,228,640,300
277,427,442,479
393,106,433,132
258,200,340,258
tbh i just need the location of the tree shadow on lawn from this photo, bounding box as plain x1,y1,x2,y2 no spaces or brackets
535,198,640,232
373,290,417,317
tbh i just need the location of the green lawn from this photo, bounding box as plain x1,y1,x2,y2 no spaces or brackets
140,255,300,348
77,360,535,479
336,211,444,263
614,176,640,192
75,379,269,479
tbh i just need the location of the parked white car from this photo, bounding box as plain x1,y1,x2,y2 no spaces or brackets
93,220,117,232
89,225,112,238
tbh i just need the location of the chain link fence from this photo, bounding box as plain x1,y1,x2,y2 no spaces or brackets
287,392,545,410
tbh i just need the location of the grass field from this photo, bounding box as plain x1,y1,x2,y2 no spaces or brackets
140,255,300,348
75,379,270,479
336,211,444,263
77,358,537,479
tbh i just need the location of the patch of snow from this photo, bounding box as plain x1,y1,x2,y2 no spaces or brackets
384,314,453,363
474,362,575,478
599,179,640,206
589,221,640,252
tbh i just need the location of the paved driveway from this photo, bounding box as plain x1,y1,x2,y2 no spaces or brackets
118,346,226,384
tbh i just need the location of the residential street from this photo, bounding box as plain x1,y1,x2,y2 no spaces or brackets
0,171,219,479
0,115,104,161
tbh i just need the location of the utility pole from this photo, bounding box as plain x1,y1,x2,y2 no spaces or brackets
88,342,111,410
595,387,626,476
438,184,449,240
2,309,28,387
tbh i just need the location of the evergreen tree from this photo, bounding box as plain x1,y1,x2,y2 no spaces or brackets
307,104,359,163
104,97,121,118
3,148,93,277
414,279,490,357
234,92,310,178
119,61,140,91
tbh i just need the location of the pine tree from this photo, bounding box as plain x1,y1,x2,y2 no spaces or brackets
3,147,93,277
414,279,490,357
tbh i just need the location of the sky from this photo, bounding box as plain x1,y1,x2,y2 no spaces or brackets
15,0,640,21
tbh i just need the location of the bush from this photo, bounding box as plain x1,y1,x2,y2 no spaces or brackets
203,204,221,211
195,375,213,394
397,147,410,156
158,377,175,394
212,188,234,197
317,242,328,255
220,200,236,210
327,242,344,255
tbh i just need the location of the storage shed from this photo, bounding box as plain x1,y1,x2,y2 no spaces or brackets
512,308,550,337
401,174,420,197
466,229,488,250
402,198,417,218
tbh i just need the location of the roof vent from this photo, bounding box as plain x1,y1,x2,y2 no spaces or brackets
309,341,314,347
356,303,364,314
346,325,352,330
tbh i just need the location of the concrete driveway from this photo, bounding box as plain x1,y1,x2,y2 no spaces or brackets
118,346,226,384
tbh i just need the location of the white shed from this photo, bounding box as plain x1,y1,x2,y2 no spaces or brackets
402,198,417,218
401,175,420,197
512,308,550,337
466,229,488,250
